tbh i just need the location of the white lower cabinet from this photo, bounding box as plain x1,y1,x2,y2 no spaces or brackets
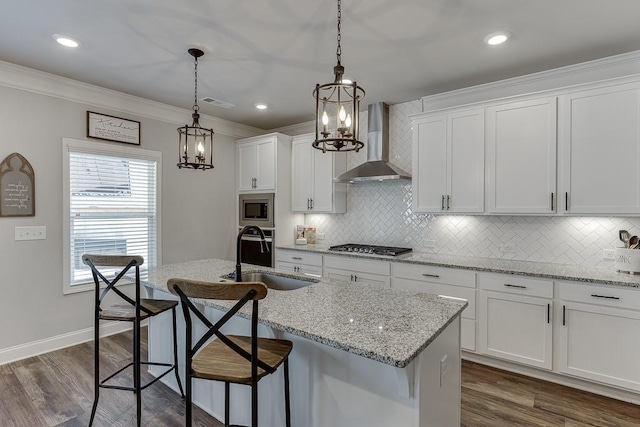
478,273,553,370
324,255,391,288
275,250,323,276
392,263,477,351
557,281,640,392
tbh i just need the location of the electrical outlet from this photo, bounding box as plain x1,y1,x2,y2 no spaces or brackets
15,226,47,241
440,354,448,388
603,249,615,260
500,243,515,253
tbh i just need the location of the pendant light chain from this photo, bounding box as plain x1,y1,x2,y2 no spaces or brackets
193,55,199,113
336,0,342,66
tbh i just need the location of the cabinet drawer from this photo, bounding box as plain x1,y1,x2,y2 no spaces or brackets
558,281,640,310
393,263,476,288
275,250,323,267
478,273,553,298
394,277,476,319
324,255,390,276
276,261,322,277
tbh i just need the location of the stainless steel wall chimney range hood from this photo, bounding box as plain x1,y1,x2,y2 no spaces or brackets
334,102,411,183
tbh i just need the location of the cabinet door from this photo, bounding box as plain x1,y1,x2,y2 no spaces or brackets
310,148,335,212
413,114,447,212
255,139,276,191
237,143,257,191
448,109,485,213
560,83,640,214
558,302,640,391
479,290,552,369
393,277,476,351
291,139,312,212
486,97,557,214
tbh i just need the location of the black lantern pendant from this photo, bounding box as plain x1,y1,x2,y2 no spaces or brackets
177,48,214,170
312,0,365,153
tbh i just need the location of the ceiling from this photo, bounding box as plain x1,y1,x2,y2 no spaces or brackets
2,0,640,130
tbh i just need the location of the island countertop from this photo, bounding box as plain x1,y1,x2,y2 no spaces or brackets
277,244,640,288
141,258,467,368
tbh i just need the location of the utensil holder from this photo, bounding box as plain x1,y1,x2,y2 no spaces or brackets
614,248,640,274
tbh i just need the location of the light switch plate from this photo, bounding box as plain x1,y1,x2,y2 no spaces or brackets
15,226,46,241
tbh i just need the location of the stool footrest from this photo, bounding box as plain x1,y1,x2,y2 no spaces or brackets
98,361,177,392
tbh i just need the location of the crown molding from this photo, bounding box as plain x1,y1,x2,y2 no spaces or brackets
422,49,640,111
0,60,264,139
269,120,315,137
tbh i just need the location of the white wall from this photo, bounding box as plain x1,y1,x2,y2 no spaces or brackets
0,63,262,359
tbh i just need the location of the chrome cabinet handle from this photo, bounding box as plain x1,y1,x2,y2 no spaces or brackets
550,193,554,211
565,192,569,211
441,195,445,210
422,273,440,278
446,195,450,210
591,294,620,300
562,305,566,326
292,256,302,260
547,303,550,324
504,283,527,289
354,275,358,282
307,198,310,210
310,198,313,210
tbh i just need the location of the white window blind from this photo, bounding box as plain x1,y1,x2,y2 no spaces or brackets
63,139,161,293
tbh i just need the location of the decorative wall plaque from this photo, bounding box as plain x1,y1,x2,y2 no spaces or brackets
87,111,141,145
0,153,35,217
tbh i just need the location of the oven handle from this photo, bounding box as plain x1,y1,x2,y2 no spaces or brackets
240,236,273,243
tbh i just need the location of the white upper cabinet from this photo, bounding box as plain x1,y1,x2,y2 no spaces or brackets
237,135,276,192
486,97,557,214
412,108,485,213
291,134,347,213
560,82,640,215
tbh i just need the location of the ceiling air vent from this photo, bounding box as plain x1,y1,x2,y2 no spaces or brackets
200,97,236,109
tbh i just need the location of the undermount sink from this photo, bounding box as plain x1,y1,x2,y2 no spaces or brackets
221,271,318,291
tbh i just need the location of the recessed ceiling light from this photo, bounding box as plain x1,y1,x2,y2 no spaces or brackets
484,31,511,46
255,104,268,110
52,34,79,48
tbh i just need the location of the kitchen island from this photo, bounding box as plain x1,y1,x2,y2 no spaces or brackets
142,258,467,427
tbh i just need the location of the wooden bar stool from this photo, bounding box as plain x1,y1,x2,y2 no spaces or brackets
83,254,184,427
169,278,292,427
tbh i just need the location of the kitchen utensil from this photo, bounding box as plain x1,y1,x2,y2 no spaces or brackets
628,235,638,248
620,230,631,245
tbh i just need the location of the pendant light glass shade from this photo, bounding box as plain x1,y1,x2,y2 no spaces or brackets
312,0,365,153
177,48,214,170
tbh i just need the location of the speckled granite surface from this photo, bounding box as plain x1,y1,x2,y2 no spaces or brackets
278,244,640,288
142,258,466,368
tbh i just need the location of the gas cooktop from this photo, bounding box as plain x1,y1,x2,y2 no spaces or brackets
328,244,412,257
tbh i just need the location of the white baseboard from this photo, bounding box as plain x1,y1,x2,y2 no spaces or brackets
0,321,144,366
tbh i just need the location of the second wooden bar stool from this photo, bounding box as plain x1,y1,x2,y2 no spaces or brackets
169,277,293,427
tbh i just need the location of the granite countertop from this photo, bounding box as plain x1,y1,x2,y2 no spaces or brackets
142,258,467,368
277,244,640,288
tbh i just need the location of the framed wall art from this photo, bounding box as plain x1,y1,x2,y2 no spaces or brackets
0,152,35,217
87,111,140,145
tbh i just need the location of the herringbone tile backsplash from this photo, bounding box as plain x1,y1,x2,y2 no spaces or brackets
304,100,639,268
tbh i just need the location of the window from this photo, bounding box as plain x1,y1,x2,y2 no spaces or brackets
63,138,162,294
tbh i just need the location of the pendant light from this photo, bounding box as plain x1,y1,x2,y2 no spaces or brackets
177,48,214,170
313,0,365,153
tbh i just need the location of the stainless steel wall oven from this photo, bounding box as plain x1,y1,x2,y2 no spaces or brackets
238,193,275,267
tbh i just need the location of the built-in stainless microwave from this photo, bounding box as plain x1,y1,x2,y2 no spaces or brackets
239,193,274,228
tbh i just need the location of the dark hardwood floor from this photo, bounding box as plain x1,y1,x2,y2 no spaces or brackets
1,329,639,426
